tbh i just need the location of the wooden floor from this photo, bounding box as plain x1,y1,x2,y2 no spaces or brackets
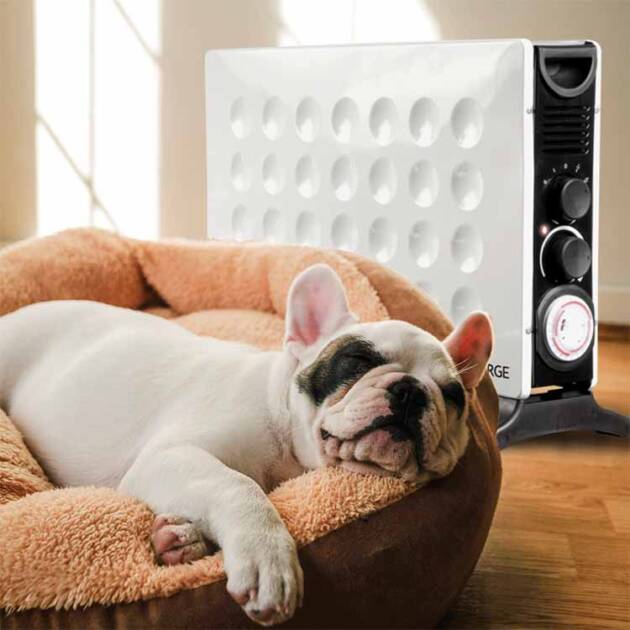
442,338,630,629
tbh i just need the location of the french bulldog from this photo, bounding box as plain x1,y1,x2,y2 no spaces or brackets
0,264,493,626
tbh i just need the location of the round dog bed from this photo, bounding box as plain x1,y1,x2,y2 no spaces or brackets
0,229,500,629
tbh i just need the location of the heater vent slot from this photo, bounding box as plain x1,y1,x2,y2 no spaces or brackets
541,105,591,155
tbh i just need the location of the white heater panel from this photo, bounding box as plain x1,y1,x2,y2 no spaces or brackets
205,40,534,398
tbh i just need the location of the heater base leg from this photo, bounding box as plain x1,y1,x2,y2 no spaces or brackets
497,390,630,449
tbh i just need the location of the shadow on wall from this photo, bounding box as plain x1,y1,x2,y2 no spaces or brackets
34,0,161,239
19,0,281,242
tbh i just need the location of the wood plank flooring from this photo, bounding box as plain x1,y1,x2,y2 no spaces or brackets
441,339,630,628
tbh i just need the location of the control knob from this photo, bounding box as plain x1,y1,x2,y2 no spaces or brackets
543,231,592,281
547,175,591,222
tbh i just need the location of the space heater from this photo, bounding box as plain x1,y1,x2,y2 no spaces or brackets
204,39,629,446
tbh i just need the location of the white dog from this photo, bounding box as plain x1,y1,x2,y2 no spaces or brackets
0,264,493,626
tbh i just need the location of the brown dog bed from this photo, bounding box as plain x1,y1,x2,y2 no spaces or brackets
0,229,500,628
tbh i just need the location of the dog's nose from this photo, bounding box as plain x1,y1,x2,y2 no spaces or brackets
389,377,415,405
387,377,428,467
387,376,428,422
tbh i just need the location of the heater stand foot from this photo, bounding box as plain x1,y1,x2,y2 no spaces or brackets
497,390,630,449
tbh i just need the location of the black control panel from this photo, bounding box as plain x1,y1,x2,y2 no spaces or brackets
532,43,597,389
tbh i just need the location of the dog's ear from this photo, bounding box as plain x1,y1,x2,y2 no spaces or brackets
444,311,494,390
284,264,357,360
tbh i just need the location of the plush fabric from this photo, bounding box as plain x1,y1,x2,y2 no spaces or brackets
0,229,501,628
0,411,53,506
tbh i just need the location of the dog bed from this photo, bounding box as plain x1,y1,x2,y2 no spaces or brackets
0,229,501,628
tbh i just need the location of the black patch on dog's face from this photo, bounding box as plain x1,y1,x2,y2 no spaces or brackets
296,335,387,405
440,381,466,415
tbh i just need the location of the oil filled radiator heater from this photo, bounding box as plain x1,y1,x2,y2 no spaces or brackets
204,39,629,447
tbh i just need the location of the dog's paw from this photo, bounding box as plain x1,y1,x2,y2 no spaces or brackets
224,528,304,626
151,514,210,565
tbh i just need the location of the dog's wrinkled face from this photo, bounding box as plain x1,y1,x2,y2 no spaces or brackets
284,264,493,482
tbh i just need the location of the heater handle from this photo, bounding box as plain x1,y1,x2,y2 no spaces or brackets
538,45,597,98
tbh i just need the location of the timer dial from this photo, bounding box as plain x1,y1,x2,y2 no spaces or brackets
548,175,591,222
542,293,594,362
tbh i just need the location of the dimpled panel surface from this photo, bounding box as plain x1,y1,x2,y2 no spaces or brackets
206,41,534,397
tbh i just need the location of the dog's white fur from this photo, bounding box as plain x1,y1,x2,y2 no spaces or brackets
0,264,492,626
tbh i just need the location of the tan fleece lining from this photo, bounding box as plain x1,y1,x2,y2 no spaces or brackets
0,228,497,613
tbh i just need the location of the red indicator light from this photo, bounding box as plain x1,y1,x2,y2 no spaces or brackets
539,224,550,237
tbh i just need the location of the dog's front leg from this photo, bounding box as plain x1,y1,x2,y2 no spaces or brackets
119,445,303,626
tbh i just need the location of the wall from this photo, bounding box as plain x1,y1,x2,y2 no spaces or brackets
0,0,3,234
0,0,628,322
0,0,4,236
0,0,36,242
160,0,280,239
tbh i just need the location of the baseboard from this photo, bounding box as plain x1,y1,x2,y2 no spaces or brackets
599,323,630,342
598,285,630,326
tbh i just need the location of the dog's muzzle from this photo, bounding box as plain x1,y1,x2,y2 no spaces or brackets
320,373,430,474
356,376,427,464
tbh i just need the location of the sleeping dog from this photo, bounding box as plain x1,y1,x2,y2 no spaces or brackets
0,264,493,626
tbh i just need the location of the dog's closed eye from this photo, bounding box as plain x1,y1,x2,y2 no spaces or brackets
297,336,387,405
339,352,373,369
